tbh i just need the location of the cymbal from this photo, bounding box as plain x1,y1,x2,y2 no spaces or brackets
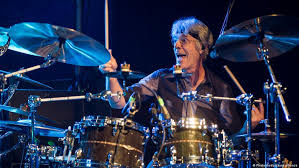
8,22,110,66
211,14,299,62
0,120,65,137
0,105,58,124
236,131,295,142
0,26,40,56
103,71,146,79
162,72,192,79
0,69,53,89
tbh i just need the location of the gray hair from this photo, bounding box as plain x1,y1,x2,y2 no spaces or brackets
171,17,213,59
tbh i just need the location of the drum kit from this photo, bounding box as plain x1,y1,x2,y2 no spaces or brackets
0,14,298,168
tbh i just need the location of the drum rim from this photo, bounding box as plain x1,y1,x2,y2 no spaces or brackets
158,155,218,167
161,117,218,132
73,115,149,134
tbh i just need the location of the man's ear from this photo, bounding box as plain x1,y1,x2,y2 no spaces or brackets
199,48,204,55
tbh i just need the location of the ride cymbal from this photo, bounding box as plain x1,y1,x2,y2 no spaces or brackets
211,14,299,62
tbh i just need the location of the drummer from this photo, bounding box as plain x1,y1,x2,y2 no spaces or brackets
99,16,264,138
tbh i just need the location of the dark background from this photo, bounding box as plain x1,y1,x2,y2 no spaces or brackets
0,0,298,166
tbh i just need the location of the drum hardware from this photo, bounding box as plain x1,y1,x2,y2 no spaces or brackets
27,90,123,105
211,14,299,167
179,91,263,104
253,16,292,167
165,64,192,79
121,92,140,119
178,92,261,167
0,134,27,159
0,34,10,56
105,152,113,167
169,146,177,165
0,69,53,90
59,126,75,165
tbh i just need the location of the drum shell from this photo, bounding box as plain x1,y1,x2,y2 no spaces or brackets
75,117,147,167
156,118,218,166
159,127,216,165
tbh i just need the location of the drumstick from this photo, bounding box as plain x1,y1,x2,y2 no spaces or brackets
105,0,109,50
223,65,246,94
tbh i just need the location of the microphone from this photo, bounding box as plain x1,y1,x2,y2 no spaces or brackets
157,96,170,120
121,92,137,117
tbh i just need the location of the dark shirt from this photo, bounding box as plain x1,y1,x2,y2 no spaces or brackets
128,67,242,135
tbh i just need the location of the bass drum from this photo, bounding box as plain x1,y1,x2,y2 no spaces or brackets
73,115,149,168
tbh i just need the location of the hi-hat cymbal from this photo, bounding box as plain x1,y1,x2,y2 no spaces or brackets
8,22,110,66
211,14,299,62
0,105,58,124
103,71,146,79
0,69,53,89
162,72,192,79
236,131,295,142
0,120,65,137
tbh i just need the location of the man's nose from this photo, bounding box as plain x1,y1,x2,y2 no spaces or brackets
175,40,182,49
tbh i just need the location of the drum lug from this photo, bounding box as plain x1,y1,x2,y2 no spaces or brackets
204,144,209,163
170,146,177,165
137,156,144,168
112,125,118,136
75,148,83,159
105,152,113,167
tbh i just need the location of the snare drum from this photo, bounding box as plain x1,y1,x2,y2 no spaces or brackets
73,116,149,168
154,118,220,167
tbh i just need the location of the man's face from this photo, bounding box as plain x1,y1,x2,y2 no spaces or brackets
173,34,203,73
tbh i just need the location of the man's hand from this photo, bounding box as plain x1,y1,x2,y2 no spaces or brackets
251,98,264,128
99,50,118,73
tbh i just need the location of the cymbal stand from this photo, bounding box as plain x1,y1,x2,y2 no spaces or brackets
255,24,291,166
25,95,41,168
120,62,131,95
236,94,254,168
3,58,56,80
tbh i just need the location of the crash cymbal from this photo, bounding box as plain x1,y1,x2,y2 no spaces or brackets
211,14,299,62
0,69,53,89
0,120,65,137
8,22,110,66
0,105,58,124
0,26,40,56
236,131,295,142
104,71,146,79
